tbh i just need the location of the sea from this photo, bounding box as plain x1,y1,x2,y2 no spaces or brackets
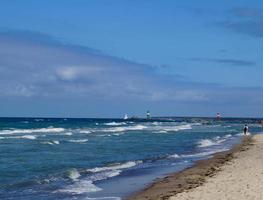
0,117,262,200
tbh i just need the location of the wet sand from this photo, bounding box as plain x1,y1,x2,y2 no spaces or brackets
128,135,254,200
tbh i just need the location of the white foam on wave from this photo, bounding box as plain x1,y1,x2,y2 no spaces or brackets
56,180,102,194
68,139,88,143
79,130,92,134
0,127,65,135
198,139,217,147
155,130,168,133
67,168,81,181
169,148,230,160
237,132,251,136
56,161,139,195
224,134,232,138
153,124,192,133
63,132,73,136
181,148,229,158
60,161,141,195
101,125,147,133
152,122,162,125
1,135,37,140
16,135,37,140
87,161,140,173
197,134,233,148
104,122,126,126
41,140,60,145
168,153,180,158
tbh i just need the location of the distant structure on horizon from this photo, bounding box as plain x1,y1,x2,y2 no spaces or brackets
124,114,128,120
147,111,151,119
216,112,221,119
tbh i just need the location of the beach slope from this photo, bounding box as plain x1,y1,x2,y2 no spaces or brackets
170,134,263,200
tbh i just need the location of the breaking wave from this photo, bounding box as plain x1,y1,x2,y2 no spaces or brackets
87,161,140,173
41,140,60,145
0,135,37,140
0,127,65,135
101,125,147,133
56,180,102,194
198,139,217,147
104,122,127,126
57,161,141,195
67,168,81,181
68,139,88,143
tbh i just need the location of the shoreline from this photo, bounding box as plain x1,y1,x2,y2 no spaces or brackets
127,135,253,200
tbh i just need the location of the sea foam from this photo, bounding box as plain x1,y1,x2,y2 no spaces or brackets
57,180,102,194
68,139,88,143
0,127,65,135
67,168,81,181
101,125,147,133
104,122,127,126
198,139,217,147
87,161,140,173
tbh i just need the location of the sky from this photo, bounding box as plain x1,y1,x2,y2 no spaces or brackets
0,0,263,118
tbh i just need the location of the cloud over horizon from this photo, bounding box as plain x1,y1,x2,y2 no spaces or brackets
0,30,210,103
1,30,263,117
0,1,263,117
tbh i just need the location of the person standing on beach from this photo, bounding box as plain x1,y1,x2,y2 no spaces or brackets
243,125,248,135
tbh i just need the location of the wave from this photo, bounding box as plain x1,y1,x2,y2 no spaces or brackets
0,127,65,135
236,132,251,136
0,135,37,140
162,124,192,132
68,139,88,143
63,132,73,136
101,125,147,133
56,180,102,194
224,134,232,138
79,130,92,134
102,124,192,133
198,139,217,147
57,161,141,195
181,148,229,158
67,168,81,181
14,135,37,140
168,153,180,158
168,147,230,160
155,130,168,133
87,161,141,173
197,134,233,148
104,122,127,126
41,140,60,145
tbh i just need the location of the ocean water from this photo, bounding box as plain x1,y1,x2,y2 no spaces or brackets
0,117,262,200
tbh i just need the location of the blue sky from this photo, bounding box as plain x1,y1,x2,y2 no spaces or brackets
0,0,263,118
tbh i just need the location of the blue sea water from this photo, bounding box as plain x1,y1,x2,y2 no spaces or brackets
0,117,262,200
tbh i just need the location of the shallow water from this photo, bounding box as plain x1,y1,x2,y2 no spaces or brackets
0,117,262,199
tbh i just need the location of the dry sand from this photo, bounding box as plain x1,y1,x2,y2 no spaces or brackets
128,135,258,200
170,134,263,200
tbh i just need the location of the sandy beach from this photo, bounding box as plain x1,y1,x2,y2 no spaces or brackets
171,134,263,200
128,134,263,200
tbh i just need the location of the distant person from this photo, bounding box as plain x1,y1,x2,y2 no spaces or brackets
243,125,248,135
